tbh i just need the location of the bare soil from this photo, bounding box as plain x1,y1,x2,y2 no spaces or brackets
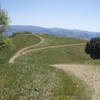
52,64,100,100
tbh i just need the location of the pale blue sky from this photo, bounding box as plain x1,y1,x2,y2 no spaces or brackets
1,0,100,31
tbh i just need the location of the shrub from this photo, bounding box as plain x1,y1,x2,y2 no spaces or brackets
0,37,15,51
85,38,100,59
11,31,32,37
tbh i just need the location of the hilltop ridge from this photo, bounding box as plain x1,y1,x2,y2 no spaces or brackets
6,25,100,39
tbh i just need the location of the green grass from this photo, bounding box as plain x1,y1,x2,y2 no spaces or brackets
0,63,91,100
13,45,91,100
26,33,87,50
15,46,88,64
0,33,93,100
0,34,40,63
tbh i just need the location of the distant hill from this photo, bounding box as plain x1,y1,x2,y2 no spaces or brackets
6,25,100,39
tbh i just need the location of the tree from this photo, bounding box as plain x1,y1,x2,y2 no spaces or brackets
0,9,14,51
85,38,100,59
0,9,8,35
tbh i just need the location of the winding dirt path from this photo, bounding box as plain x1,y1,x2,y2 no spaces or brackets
22,43,85,54
8,43,85,63
52,64,100,100
8,34,44,63
8,34,85,64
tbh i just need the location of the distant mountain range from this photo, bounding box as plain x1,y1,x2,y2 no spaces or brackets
6,25,100,39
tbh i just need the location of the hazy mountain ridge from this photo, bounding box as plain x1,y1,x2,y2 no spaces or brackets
6,25,100,39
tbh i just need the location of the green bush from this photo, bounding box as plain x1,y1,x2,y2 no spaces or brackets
85,38,100,59
0,37,15,50
11,31,32,37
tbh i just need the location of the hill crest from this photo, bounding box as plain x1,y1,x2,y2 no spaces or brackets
6,25,100,39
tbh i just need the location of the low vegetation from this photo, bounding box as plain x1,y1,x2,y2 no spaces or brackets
11,31,32,37
0,33,92,100
25,33,86,51
0,36,15,50
0,33,40,63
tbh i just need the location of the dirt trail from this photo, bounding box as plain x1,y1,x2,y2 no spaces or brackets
9,40,85,63
8,34,44,63
52,64,100,100
22,43,85,54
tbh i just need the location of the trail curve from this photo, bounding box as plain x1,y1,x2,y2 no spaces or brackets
8,34,44,63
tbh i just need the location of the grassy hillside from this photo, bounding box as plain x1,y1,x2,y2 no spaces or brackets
0,33,92,100
0,34,40,63
25,34,87,50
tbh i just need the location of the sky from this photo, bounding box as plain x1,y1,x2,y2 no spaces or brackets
0,0,100,32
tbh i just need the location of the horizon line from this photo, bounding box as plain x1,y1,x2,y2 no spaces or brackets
9,24,100,33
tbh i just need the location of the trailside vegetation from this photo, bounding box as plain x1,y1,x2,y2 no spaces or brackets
11,31,32,37
85,38,100,59
0,9,8,35
0,9,14,50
